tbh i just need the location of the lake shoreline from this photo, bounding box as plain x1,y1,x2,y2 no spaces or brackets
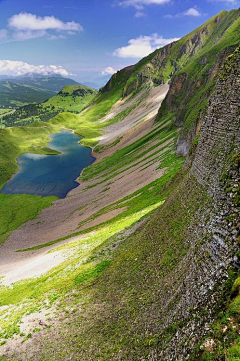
1,129,96,198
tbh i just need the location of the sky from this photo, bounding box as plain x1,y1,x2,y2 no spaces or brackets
0,0,239,85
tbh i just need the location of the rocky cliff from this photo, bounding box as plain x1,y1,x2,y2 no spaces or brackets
159,44,240,361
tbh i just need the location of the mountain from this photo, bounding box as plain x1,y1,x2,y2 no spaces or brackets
0,9,239,361
44,84,98,112
101,8,239,154
0,74,79,108
1,84,98,127
11,73,79,92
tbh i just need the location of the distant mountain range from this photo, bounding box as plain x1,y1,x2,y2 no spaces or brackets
0,74,80,108
1,83,98,127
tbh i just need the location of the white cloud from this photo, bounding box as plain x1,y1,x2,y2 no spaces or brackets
0,60,71,77
165,7,202,18
0,29,8,39
183,8,201,17
101,66,117,75
117,0,170,9
135,11,146,17
113,33,179,58
8,13,83,32
0,12,83,42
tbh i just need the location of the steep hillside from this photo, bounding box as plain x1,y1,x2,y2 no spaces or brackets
104,9,239,156
157,9,240,155
0,10,239,361
0,75,79,108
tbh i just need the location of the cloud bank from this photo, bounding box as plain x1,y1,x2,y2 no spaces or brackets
0,13,83,42
8,13,83,32
113,33,179,58
0,60,71,77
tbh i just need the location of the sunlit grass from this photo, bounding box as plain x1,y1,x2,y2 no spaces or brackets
0,201,163,341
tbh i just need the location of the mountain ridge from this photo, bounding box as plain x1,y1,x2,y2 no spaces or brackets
0,75,80,108
1,83,98,127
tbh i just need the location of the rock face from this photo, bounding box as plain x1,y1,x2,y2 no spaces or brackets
180,25,209,57
191,47,240,190
159,46,240,361
172,46,236,156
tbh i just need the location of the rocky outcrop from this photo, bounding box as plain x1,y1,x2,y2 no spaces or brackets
159,45,240,361
191,48,240,190
174,46,236,156
180,25,209,57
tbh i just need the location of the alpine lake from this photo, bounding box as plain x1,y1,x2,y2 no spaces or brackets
1,130,95,198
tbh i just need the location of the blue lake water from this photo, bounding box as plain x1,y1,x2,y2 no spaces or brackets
1,130,95,198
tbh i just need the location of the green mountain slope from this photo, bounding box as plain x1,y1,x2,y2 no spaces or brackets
102,9,239,156
43,84,98,112
1,84,98,127
118,9,240,93
0,75,79,108
0,10,239,361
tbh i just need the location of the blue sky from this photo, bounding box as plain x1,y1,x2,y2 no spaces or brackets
0,0,239,85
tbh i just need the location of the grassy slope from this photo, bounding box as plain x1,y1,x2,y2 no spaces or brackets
124,9,239,94
1,159,238,360
0,10,239,360
0,172,206,360
0,194,56,245
42,85,98,113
